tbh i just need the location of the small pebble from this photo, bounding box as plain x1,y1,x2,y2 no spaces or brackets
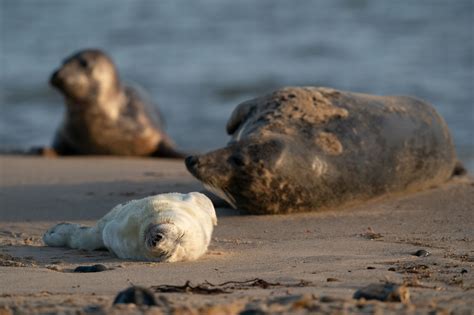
73,264,107,273
413,249,430,257
320,296,343,303
113,286,157,306
353,283,410,303
326,278,339,282
461,269,468,274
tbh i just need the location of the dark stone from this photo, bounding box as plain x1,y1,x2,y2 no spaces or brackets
113,286,157,306
353,283,410,303
413,249,430,257
73,264,107,273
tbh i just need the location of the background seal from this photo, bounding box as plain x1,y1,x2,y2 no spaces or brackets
49,49,183,157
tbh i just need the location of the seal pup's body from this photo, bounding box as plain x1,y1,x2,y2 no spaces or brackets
186,87,458,214
50,49,183,157
43,192,217,262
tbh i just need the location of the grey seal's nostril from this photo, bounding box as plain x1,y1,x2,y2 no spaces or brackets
185,155,198,168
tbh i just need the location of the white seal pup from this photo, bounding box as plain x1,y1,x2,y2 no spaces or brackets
49,49,184,157
43,192,217,262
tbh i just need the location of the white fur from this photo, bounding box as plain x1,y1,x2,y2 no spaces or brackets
43,192,217,262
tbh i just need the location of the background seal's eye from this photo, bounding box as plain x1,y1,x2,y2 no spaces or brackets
228,155,245,167
78,58,89,69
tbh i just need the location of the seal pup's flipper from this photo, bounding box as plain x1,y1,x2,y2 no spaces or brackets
43,223,105,251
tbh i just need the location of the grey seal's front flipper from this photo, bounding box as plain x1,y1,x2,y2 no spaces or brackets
226,100,257,136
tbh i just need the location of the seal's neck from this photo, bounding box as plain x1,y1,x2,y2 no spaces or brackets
96,85,127,120
66,85,126,121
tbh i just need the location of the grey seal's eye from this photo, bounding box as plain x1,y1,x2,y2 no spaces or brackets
228,155,245,167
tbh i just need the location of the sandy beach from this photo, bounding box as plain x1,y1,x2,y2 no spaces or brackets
0,156,472,314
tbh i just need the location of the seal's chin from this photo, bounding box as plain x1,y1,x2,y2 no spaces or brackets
184,156,237,209
203,183,237,209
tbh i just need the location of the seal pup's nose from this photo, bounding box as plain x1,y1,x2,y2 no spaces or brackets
185,155,199,169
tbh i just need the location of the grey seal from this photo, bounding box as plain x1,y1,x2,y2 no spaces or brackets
185,87,459,214
49,49,183,157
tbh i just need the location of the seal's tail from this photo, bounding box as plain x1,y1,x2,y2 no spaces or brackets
0,146,58,156
152,139,188,159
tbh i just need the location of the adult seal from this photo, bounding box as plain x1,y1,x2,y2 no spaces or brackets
49,49,183,157
185,87,459,214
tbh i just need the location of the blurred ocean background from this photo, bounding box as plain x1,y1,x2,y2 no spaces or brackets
1,0,473,170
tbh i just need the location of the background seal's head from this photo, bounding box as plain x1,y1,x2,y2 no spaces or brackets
50,49,120,104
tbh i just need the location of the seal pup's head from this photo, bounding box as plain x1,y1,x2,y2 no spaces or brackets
140,192,217,262
50,49,121,106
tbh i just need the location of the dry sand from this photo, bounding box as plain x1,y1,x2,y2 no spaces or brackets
0,156,472,314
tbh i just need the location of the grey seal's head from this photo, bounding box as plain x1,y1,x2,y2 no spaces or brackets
50,49,120,106
185,136,322,214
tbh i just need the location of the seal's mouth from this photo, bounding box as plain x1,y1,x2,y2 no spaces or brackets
185,155,237,209
203,183,237,209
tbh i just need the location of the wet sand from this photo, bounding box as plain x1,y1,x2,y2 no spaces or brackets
0,156,473,314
